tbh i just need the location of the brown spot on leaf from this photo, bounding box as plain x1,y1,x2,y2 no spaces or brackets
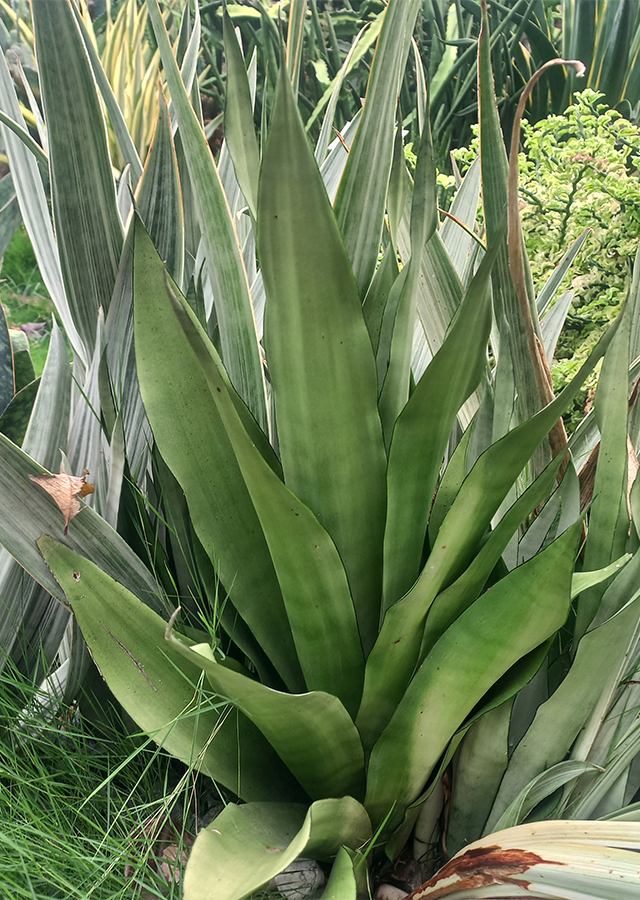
405,845,564,899
72,572,81,582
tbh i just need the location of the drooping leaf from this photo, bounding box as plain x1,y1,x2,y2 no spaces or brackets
37,535,303,804
183,798,371,900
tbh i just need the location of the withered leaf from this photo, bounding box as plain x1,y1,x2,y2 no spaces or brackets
29,467,95,535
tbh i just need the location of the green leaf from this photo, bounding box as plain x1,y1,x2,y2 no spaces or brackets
0,432,166,616
378,113,438,444
137,89,185,287
478,4,540,425
446,700,513,856
157,247,366,714
223,9,260,220
381,238,497,611
168,631,365,801
183,798,371,900
0,378,39,446
358,317,619,747
71,3,143,185
132,216,303,693
0,301,13,415
334,0,423,295
37,536,303,804
32,0,123,356
365,521,581,832
486,591,640,833
321,847,358,899
259,64,387,654
145,0,267,431
575,300,633,639
0,41,85,364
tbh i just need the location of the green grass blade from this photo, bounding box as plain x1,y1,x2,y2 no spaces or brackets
259,64,387,654
32,0,123,357
37,536,301,803
145,0,267,432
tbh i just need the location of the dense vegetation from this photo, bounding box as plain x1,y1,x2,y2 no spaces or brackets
2,2,640,900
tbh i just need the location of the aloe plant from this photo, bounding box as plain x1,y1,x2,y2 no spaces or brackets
2,1,640,898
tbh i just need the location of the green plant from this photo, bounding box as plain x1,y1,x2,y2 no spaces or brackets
0,660,197,900
2,1,640,898
455,88,640,427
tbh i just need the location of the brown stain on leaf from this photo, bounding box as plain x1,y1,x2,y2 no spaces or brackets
29,467,95,535
405,845,565,899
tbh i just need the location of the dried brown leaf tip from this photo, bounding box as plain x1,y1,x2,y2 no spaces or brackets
28,467,95,535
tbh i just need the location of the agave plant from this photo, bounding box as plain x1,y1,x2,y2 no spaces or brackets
2,1,640,898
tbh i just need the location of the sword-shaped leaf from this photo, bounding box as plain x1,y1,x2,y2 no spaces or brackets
259,64,387,655
365,521,581,833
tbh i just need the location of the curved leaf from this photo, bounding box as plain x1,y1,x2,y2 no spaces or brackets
183,798,371,900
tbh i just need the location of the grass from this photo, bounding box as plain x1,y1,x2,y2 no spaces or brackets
0,662,197,900
1,225,54,378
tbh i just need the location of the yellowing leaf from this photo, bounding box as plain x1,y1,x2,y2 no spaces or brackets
28,467,95,535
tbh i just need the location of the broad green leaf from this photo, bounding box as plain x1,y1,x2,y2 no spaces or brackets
321,847,357,899
334,0,423,295
420,452,568,660
157,252,365,715
486,592,640,832
364,521,581,833
446,700,513,856
132,217,303,693
223,9,260,220
357,318,619,747
168,632,365,801
145,0,267,432
440,158,482,282
183,798,371,900
259,65,387,655
32,0,123,356
572,555,632,600
575,301,632,640
382,239,497,611
37,536,302,804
